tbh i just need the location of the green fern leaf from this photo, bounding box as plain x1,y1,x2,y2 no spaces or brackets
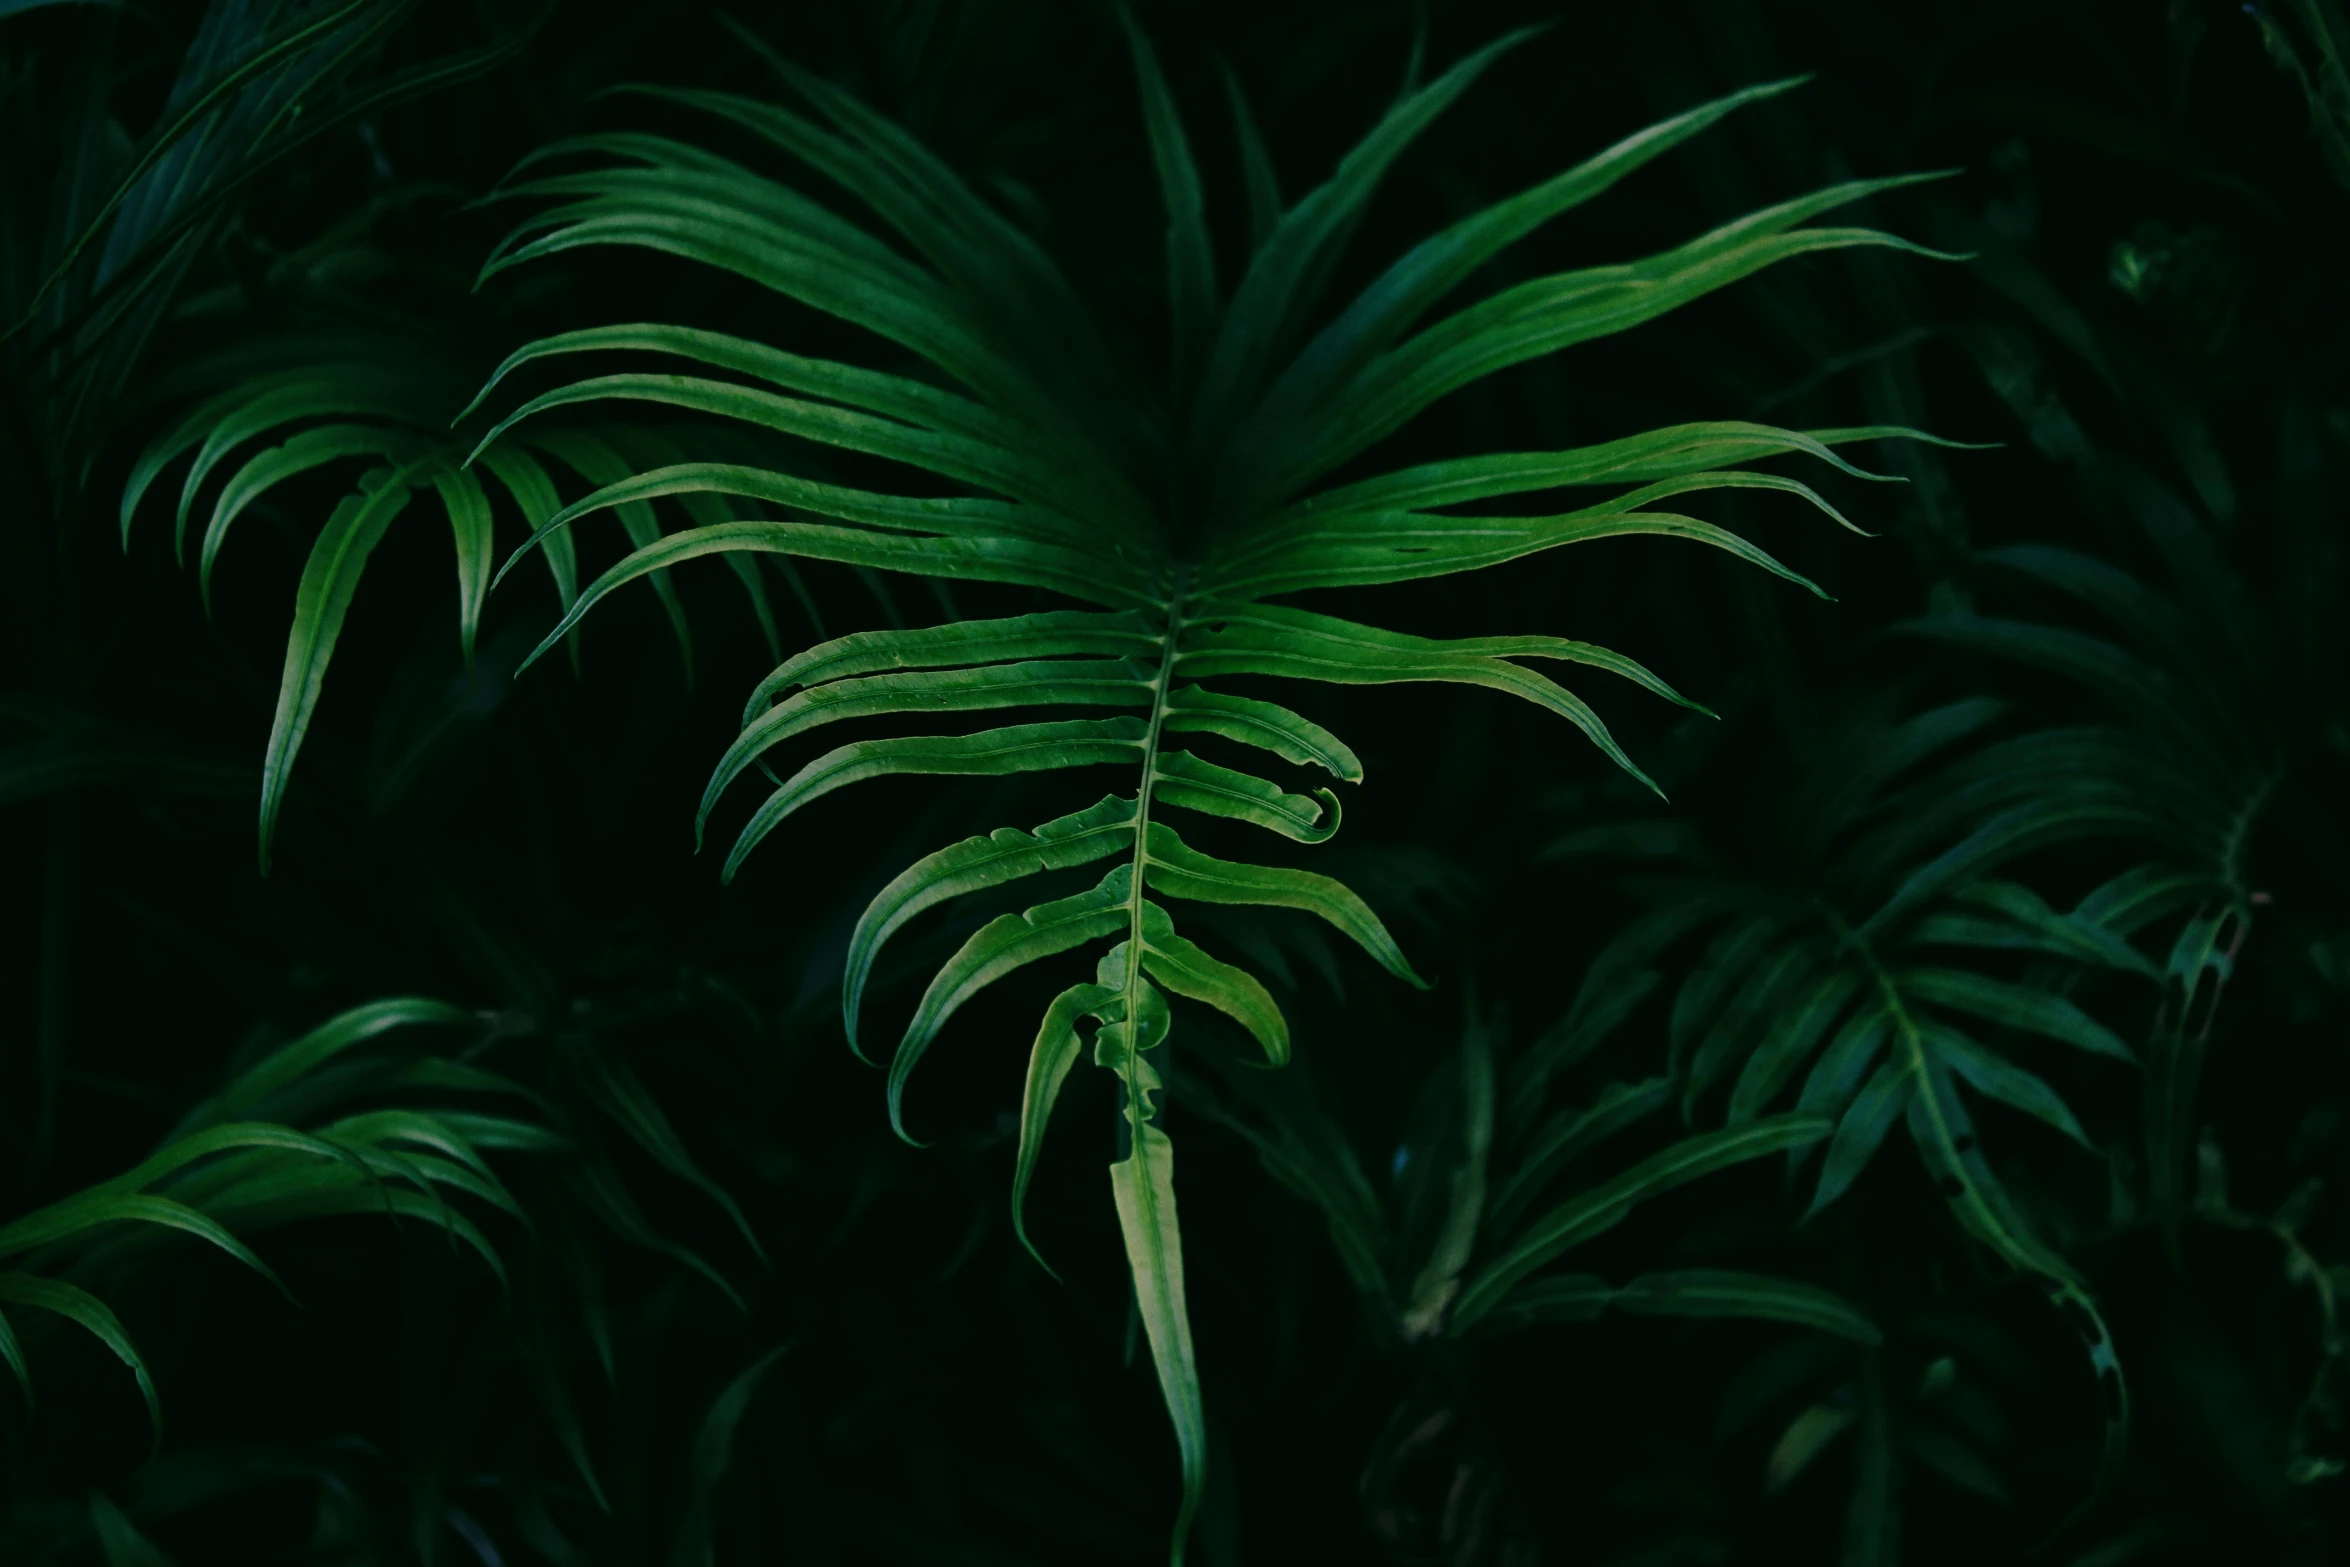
462,35,1951,1558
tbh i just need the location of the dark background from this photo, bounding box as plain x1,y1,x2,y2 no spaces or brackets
3,0,2348,1562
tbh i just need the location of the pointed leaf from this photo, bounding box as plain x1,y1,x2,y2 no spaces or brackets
1898,616,2176,730
1792,1007,1892,1126
581,1051,766,1261
459,322,1028,448
722,719,1147,881
197,423,421,609
476,443,583,672
1151,749,1337,843
1013,984,1117,1272
1180,1050,1390,1304
1608,1269,1881,1344
528,430,698,676
1489,1077,1672,1236
1219,61,1281,251
1142,822,1420,986
1253,78,1808,446
1936,879,2159,977
1929,1027,2095,1148
1211,503,1826,601
1671,914,1786,1077
1901,1054,2082,1285
1687,941,1825,1116
2074,865,2213,937
196,997,471,1129
1806,1060,1909,1218
430,462,496,666
0,1275,157,1444
172,372,445,555
1856,799,2150,943
1293,418,1914,517
1401,1031,1496,1338
1470,1273,1616,1329
748,610,1159,714
890,867,1134,1139
1507,888,1751,1111
1161,685,1362,778
1454,1113,1830,1329
473,372,1095,521
259,461,428,871
1186,603,1667,790
1184,600,1707,718
512,513,1148,679
1728,968,1864,1123
669,1344,790,1567
1899,968,2134,1062
1295,178,1957,487
1196,27,1538,433
845,797,1137,1054
122,387,246,548
1137,900,1289,1064
1110,1124,1206,1565
700,658,1155,840
1845,1369,1897,1561
89,1492,174,1567
1123,12,1216,375
0,1194,286,1297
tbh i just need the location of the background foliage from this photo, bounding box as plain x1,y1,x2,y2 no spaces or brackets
3,1,2347,1563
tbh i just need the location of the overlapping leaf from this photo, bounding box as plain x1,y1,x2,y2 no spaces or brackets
0,993,751,1504
457,24,1945,1560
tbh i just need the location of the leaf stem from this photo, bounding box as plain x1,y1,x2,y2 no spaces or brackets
1842,917,2129,1524
1124,566,1188,1130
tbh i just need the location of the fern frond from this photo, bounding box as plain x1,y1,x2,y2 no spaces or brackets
464,29,1949,1558
1533,682,2184,1511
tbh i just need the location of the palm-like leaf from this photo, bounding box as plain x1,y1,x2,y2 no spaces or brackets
1189,1023,1865,1347
1901,491,2326,1260
0,994,750,1519
4,0,538,477
1536,692,2164,1500
22,0,561,873
463,25,1946,1555
121,324,502,867
117,307,810,867
0,999,498,1439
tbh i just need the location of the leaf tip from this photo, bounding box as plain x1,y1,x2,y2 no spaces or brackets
511,633,558,681
1012,1221,1064,1283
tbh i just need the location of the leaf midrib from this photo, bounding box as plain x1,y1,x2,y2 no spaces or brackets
1123,569,1189,1139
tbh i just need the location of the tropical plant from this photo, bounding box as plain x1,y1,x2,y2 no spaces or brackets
3,0,534,531
441,19,1958,1552
116,301,811,869
1194,1013,1877,1340
11,1,2350,1562
3,0,543,1176
0,989,777,1561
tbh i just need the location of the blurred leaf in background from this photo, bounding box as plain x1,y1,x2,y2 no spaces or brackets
1,1,2347,1564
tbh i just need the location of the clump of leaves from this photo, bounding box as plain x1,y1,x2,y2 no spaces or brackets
459,20,1950,1557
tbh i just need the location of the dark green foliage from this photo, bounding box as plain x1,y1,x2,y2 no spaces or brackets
4,1,2349,1563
